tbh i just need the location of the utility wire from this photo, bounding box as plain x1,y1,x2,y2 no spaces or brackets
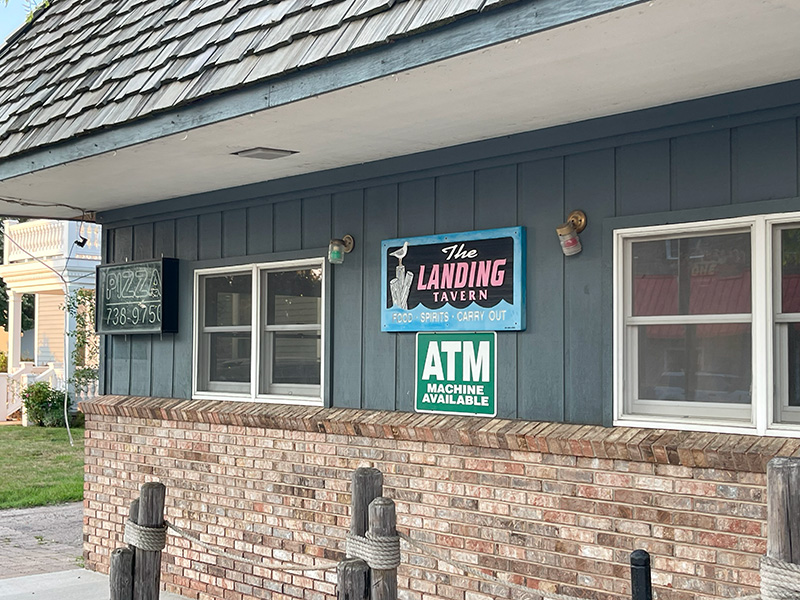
0,195,90,218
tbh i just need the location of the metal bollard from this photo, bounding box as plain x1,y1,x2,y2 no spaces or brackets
630,549,653,600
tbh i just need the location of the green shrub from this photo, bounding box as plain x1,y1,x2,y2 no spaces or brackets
70,411,85,428
0,352,6,373
21,382,71,428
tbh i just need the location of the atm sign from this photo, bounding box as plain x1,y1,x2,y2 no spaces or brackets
415,332,496,417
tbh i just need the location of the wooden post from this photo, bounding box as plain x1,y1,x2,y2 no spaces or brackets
338,559,370,600
338,468,382,600
369,497,397,600
351,468,383,538
767,457,800,564
110,548,135,600
110,497,140,600
133,482,166,600
129,498,140,534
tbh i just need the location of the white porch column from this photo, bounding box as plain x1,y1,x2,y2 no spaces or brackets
3,219,17,265
7,290,21,370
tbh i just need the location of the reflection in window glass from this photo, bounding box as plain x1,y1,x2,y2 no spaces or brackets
632,233,751,317
782,229,800,313
204,275,251,327
788,324,800,407
266,269,322,325
778,229,800,422
270,333,321,385
636,324,751,404
207,332,251,383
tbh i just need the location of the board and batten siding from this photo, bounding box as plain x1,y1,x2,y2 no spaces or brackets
98,108,800,425
35,293,65,366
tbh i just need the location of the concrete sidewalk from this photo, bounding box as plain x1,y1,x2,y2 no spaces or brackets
0,570,191,599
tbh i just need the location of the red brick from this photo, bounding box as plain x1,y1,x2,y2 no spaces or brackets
697,532,739,549
82,401,781,600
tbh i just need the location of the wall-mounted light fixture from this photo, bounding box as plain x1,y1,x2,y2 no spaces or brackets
328,235,355,264
556,210,587,256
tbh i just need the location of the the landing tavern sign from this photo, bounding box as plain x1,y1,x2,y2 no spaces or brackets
415,332,497,417
381,227,525,332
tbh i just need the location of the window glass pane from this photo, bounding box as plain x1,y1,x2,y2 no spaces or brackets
635,324,751,405
273,333,321,385
632,233,751,316
260,332,321,391
265,269,322,325
204,274,251,327
781,228,800,313
786,323,800,408
207,332,251,383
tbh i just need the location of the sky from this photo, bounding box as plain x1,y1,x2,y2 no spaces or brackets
0,2,30,46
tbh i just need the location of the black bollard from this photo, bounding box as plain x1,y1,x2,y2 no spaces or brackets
630,549,653,600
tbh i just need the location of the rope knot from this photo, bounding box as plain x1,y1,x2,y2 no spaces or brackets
124,519,167,552
345,532,401,570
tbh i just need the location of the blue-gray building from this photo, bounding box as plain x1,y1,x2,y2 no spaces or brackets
2,0,800,597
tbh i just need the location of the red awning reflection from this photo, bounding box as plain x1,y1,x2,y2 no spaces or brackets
783,272,800,313
634,273,750,338
634,272,751,316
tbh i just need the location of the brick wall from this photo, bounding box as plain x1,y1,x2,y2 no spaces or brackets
81,396,800,600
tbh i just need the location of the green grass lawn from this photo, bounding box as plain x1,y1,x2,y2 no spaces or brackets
0,425,84,509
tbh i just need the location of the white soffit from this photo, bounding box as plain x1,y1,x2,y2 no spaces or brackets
2,0,800,219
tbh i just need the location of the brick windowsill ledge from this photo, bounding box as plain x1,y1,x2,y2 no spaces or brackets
79,395,800,473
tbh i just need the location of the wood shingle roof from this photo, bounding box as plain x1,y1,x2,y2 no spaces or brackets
0,0,521,160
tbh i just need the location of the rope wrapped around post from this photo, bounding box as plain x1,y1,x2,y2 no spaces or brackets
761,556,800,600
123,519,167,553
345,532,401,570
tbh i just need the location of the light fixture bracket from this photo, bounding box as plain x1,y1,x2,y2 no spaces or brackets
567,210,587,233
340,234,355,253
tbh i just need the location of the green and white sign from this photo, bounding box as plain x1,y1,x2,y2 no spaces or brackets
415,332,496,417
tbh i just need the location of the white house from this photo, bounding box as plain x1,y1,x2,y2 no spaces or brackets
0,218,101,420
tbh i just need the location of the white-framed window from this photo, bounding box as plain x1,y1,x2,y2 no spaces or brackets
614,211,800,436
193,258,325,405
773,224,800,427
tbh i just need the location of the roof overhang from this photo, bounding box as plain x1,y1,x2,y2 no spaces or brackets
2,0,800,220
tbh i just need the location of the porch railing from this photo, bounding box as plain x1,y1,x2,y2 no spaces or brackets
73,379,99,405
4,219,102,264
0,362,99,421
2,362,49,420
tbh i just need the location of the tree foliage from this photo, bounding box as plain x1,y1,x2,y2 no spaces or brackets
0,285,35,331
0,221,35,331
64,288,98,392
2,0,49,22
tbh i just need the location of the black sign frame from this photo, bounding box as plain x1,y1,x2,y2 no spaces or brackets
96,258,179,335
